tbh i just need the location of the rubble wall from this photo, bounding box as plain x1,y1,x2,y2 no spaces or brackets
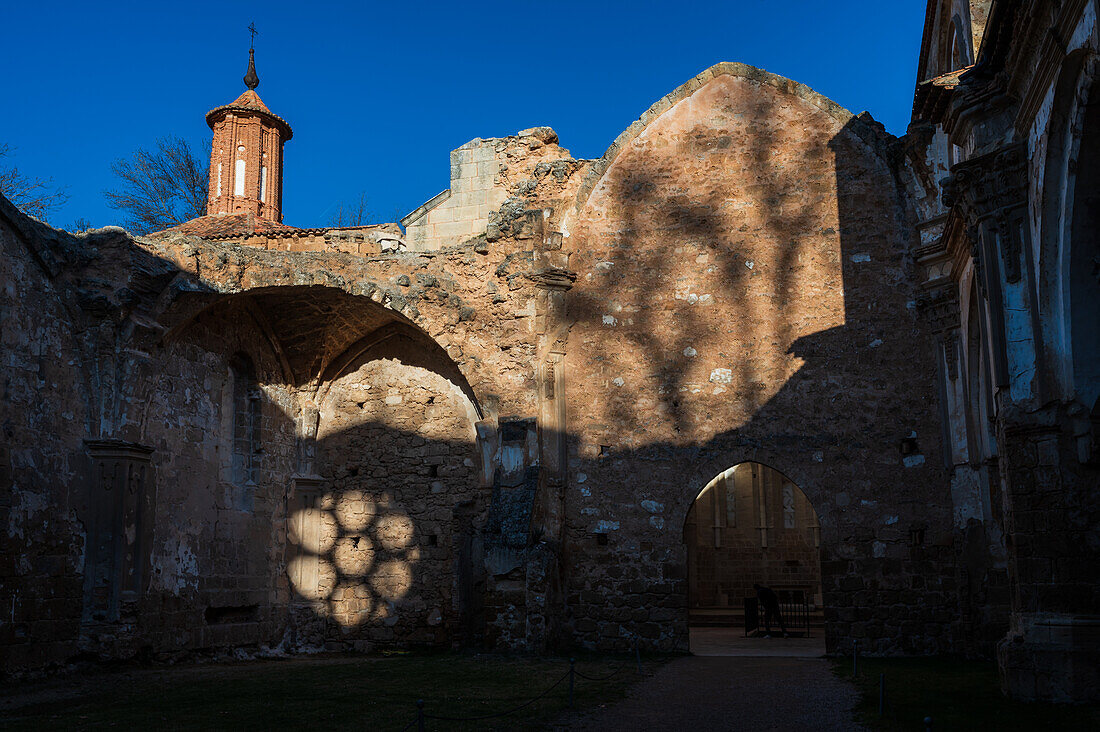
303,337,484,650
561,65,957,655
0,210,89,672
126,301,299,658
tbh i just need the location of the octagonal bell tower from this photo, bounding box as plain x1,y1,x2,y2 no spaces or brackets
205,44,292,222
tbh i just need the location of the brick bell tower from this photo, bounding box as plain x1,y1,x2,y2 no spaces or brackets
205,34,292,222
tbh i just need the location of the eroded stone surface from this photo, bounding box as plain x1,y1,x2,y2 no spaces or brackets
2,17,1097,704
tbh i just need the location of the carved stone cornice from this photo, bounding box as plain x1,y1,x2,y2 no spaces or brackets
940,142,1029,285
916,283,962,381
941,65,1014,143
1011,0,1090,136
916,284,961,335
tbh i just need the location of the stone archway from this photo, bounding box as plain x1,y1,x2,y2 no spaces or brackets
683,462,823,653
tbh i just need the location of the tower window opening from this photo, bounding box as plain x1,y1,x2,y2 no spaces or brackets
234,159,246,196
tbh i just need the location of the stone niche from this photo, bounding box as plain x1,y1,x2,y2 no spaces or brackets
81,440,156,624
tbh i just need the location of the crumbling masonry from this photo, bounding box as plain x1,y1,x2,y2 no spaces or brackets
1,0,1097,703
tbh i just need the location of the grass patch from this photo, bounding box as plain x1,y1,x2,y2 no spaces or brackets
1,651,661,731
832,656,1100,730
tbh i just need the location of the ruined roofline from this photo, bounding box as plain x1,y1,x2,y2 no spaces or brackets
145,210,405,244
0,190,125,278
400,127,566,230
181,223,403,242
569,61,890,219
401,189,451,228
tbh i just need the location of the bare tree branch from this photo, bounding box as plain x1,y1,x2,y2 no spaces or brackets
329,192,372,227
105,136,208,235
0,144,70,221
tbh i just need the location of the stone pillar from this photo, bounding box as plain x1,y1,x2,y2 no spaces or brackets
944,143,1100,700
995,405,1100,701
524,227,576,651
286,475,325,601
286,402,327,605
528,255,575,542
940,144,1032,392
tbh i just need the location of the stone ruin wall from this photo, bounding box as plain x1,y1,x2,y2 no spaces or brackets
1,215,90,670
403,127,584,253
299,340,482,650
560,67,961,655
0,218,306,667
186,222,407,257
0,167,571,671
0,60,1020,674
134,302,300,657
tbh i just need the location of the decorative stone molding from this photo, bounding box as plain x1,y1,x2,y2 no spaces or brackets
917,285,962,381
917,285,961,334
940,143,1029,284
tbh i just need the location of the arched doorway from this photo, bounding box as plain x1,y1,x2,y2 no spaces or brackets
684,462,823,652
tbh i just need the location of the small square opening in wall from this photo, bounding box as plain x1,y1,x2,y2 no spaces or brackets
909,527,926,546
596,532,609,546
899,437,919,454
427,534,438,546
599,445,612,457
428,464,439,478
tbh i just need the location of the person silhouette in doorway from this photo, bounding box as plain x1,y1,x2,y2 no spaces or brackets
754,583,788,637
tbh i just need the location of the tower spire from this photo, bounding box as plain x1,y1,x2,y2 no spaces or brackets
244,23,259,90
206,20,291,223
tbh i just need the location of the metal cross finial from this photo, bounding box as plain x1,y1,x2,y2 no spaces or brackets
243,23,260,90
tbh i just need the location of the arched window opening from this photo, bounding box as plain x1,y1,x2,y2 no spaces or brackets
684,462,822,649
230,353,262,487
234,160,246,197
1037,51,1088,400
1068,79,1100,410
941,15,971,74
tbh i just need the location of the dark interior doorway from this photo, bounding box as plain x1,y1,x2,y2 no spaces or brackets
684,462,823,649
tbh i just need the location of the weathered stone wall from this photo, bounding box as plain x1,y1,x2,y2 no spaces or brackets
907,0,1100,703
1,220,306,670
297,337,483,650
0,204,89,672
0,193,551,670
559,65,955,655
403,128,582,252
9,51,1068,676
126,301,299,657
171,223,406,257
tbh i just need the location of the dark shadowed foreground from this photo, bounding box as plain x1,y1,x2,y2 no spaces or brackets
0,653,657,731
562,656,862,731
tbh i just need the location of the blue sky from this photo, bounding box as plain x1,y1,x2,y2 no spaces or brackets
2,1,927,229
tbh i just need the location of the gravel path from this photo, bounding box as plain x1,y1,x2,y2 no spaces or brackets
562,656,864,731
